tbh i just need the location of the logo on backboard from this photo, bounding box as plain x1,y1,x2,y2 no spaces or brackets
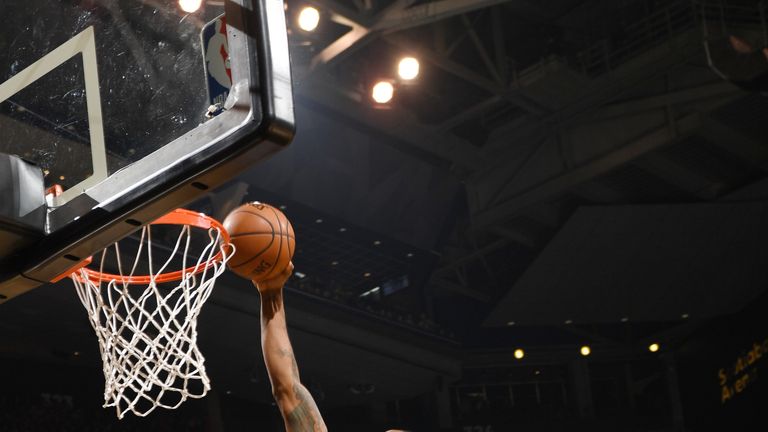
202,15,232,108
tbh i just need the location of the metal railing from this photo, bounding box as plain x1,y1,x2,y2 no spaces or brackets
571,0,768,79
576,0,697,77
698,0,768,45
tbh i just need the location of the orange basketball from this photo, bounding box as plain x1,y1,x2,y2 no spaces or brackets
223,202,295,282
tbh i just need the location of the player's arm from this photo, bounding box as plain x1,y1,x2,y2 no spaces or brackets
254,263,327,432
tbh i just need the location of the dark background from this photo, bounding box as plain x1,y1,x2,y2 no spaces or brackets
3,0,768,430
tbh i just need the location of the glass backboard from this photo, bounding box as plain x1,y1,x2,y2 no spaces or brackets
0,0,294,302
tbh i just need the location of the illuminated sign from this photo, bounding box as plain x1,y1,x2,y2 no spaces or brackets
718,337,768,404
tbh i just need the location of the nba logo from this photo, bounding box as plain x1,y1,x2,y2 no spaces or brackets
202,14,232,108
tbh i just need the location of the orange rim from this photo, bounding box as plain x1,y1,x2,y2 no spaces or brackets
77,209,231,285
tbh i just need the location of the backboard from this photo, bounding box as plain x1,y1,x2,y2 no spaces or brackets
0,0,294,302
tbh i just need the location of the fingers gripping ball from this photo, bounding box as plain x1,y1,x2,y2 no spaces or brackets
223,202,295,281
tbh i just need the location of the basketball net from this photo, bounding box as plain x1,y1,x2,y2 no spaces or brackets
69,210,232,418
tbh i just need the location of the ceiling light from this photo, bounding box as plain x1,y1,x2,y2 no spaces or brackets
363,272,371,278
649,343,660,353
331,261,338,266
621,317,629,323
359,286,380,297
298,6,320,32
339,227,347,232
506,321,515,326
580,346,591,356
279,205,287,210
564,319,573,325
398,57,420,80
514,348,524,359
294,272,307,279
178,0,203,13
681,313,689,319
315,218,323,223
371,81,394,104
406,252,414,258
373,240,381,245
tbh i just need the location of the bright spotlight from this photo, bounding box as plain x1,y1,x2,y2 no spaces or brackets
514,348,525,360
580,346,591,356
398,57,420,80
649,343,660,353
178,0,202,13
371,81,394,104
298,7,320,32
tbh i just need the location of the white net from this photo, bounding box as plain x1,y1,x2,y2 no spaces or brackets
71,220,232,419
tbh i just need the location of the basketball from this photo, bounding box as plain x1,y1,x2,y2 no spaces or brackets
223,202,295,282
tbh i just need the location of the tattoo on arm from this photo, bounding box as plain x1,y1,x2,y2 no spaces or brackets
285,383,327,432
277,350,327,432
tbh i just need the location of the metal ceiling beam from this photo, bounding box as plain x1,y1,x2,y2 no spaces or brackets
433,20,448,54
472,113,703,230
489,226,538,248
584,81,742,122
309,0,514,70
384,35,546,115
445,23,472,56
310,24,370,69
298,74,484,171
635,153,722,199
474,80,741,212
306,0,417,70
460,14,504,84
304,0,378,72
304,0,370,27
439,95,503,131
485,29,704,159
374,0,514,34
306,0,546,119
491,5,509,84
385,34,497,89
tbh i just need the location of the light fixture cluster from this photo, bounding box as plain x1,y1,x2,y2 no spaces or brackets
291,5,420,106
370,56,420,105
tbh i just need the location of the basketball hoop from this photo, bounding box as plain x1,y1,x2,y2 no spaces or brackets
67,208,233,418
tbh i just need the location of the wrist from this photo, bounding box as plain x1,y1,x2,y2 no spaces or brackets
257,285,284,299
259,288,285,320
253,279,287,296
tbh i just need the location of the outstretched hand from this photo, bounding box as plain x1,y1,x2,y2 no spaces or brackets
253,262,294,295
